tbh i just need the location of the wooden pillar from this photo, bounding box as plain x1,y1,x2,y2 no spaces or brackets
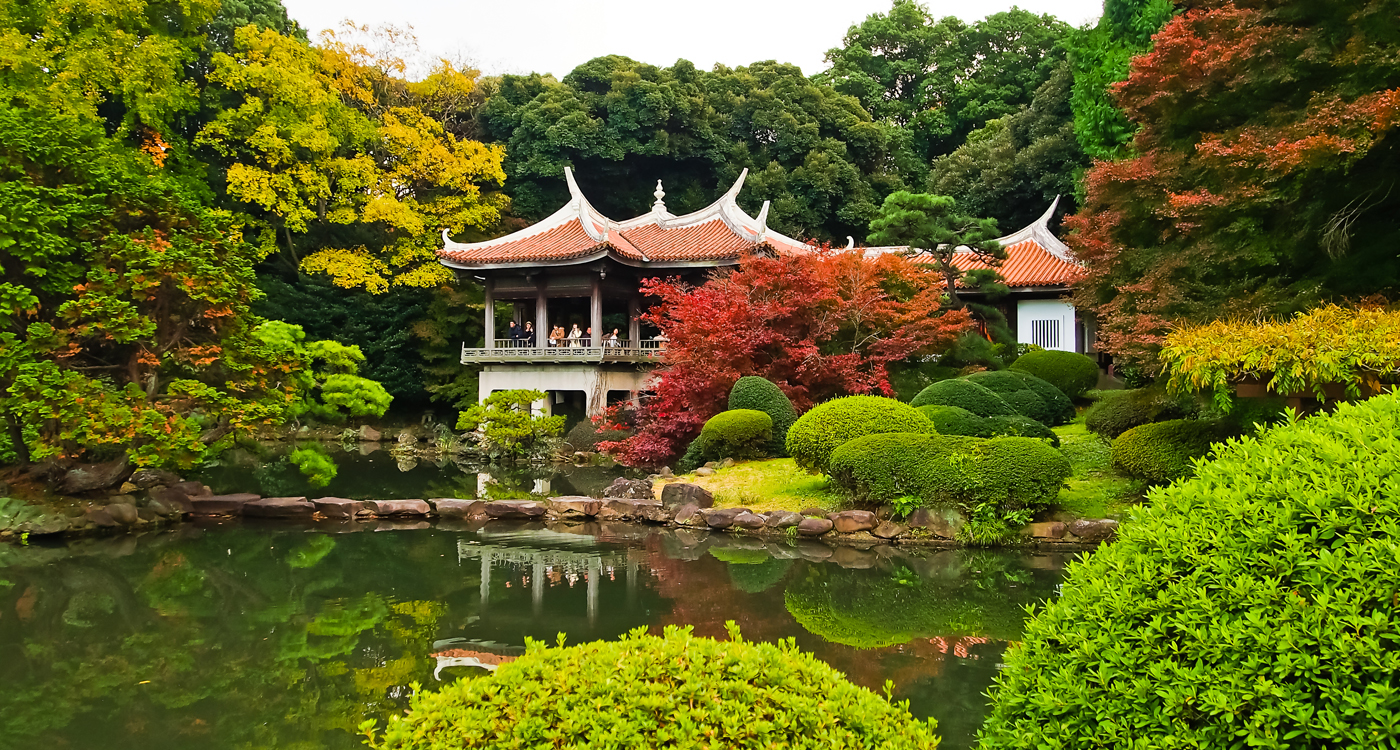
628,295,640,345
535,277,549,348
483,277,495,349
590,273,603,347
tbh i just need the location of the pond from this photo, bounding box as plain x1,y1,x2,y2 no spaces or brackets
189,443,635,500
0,522,1068,750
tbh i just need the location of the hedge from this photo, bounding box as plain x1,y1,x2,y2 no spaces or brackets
979,393,1400,749
964,370,1072,426
785,396,934,473
918,405,1059,447
1008,350,1099,400
910,379,1017,417
1083,386,1197,439
369,626,941,749
827,432,1070,539
699,409,773,460
1110,418,1237,484
728,376,798,456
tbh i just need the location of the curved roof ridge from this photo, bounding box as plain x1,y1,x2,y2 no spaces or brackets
989,196,1074,263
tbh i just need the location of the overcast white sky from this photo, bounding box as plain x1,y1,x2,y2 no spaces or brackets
283,0,1102,79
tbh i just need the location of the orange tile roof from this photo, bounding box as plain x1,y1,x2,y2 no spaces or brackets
617,220,756,261
439,219,601,265
947,239,1082,288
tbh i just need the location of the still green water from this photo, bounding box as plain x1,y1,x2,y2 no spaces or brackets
0,522,1067,749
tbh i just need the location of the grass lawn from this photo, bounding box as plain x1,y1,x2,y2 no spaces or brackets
1053,420,1146,519
660,458,842,513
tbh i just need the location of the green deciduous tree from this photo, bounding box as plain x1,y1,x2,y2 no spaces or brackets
253,321,393,423
1065,0,1176,160
480,56,905,241
820,2,1070,165
868,192,1002,307
927,62,1088,231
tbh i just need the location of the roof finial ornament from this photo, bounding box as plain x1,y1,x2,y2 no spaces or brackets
652,180,667,213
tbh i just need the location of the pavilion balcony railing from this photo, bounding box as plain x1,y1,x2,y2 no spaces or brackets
461,338,667,364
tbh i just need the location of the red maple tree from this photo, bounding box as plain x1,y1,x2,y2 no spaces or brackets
603,248,973,466
1068,0,1400,371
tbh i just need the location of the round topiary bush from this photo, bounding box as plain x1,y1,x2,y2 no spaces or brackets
964,370,1072,426
699,409,773,460
827,432,1069,512
983,415,1060,447
910,378,1017,417
785,396,934,473
1110,418,1238,484
919,404,995,437
369,626,941,749
1083,386,1197,439
1009,349,1100,400
980,393,1400,748
563,419,633,452
728,376,798,456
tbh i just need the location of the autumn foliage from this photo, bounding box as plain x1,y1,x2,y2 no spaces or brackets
1069,0,1400,371
603,250,973,465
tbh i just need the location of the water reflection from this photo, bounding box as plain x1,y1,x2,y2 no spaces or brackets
0,524,1067,750
189,443,635,500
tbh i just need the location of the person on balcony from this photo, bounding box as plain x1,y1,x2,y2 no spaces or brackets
549,325,564,347
585,326,594,347
568,324,582,348
505,320,519,347
523,321,536,347
606,328,621,347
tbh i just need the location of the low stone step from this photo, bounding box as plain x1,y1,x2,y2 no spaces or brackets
367,499,431,516
188,493,260,515
244,497,314,519
484,500,547,519
313,497,368,518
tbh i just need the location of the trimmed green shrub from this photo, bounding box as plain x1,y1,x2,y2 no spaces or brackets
563,419,633,452
1083,386,1197,439
368,626,941,749
1009,349,1099,400
979,393,1400,749
964,370,1072,426
699,409,773,460
918,405,1059,447
675,438,706,473
888,361,960,402
828,432,1070,543
785,396,935,473
1007,371,1075,424
728,376,798,456
910,379,1017,417
1110,418,1238,484
918,404,994,437
984,415,1060,448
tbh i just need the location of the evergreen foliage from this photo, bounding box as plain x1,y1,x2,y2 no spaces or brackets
917,405,1059,447
1009,350,1100,401
910,379,1017,417
698,410,773,461
456,389,565,457
728,376,798,457
980,394,1400,748
963,370,1068,426
365,626,941,749
1083,386,1196,439
1110,418,1237,485
785,396,935,473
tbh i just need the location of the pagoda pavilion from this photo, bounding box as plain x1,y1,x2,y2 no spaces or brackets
438,170,1087,418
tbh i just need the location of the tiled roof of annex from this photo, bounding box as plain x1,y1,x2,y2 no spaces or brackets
438,168,810,269
863,197,1081,289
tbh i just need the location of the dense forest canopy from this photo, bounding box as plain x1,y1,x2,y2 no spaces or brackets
2,0,1396,467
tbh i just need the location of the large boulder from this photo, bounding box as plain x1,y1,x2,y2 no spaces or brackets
188,493,260,516
797,518,834,536
549,497,601,518
314,497,368,518
57,455,130,494
244,497,315,519
105,502,139,526
827,510,877,533
431,499,484,519
171,480,212,497
660,483,714,509
484,500,547,519
367,499,431,517
1068,518,1119,542
731,512,767,530
602,477,654,501
147,486,193,514
129,468,181,489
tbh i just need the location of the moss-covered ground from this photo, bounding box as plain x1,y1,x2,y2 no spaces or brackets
1053,420,1146,519
660,420,1144,520
660,458,842,513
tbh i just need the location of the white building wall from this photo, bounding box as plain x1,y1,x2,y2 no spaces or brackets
1017,300,1077,353
478,365,655,416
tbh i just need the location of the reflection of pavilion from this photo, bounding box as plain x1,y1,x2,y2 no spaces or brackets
456,533,645,626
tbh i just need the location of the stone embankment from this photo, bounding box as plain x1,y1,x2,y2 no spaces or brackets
3,470,1118,549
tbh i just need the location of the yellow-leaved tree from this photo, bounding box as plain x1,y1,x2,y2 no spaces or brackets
197,22,507,293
